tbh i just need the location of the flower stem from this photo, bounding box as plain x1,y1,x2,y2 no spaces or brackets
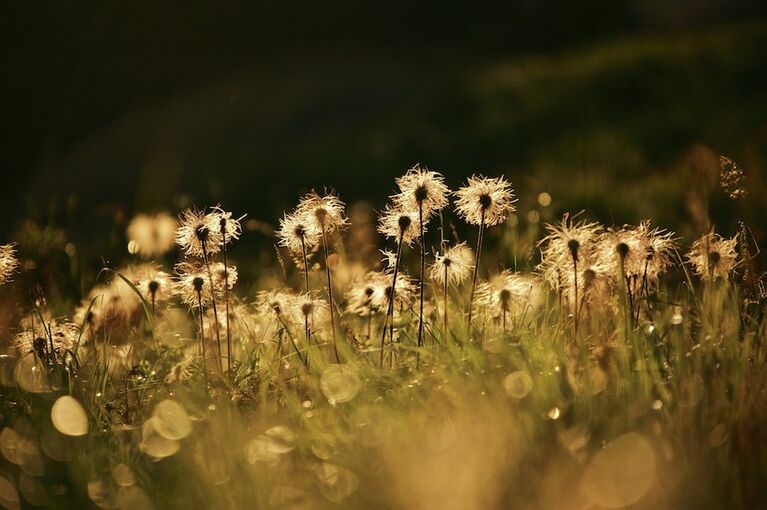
321,226,340,363
222,229,232,376
417,202,425,366
467,210,486,335
201,240,223,374
380,232,404,368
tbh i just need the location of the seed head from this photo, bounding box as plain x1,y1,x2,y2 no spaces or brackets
454,175,516,226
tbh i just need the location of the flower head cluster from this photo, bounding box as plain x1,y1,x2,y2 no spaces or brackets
296,191,348,236
392,165,450,220
429,243,474,287
126,212,178,258
176,207,242,258
13,320,80,357
377,206,424,246
174,261,238,307
688,230,739,280
346,271,392,317
119,264,174,306
454,175,516,226
538,214,603,288
474,271,534,319
276,211,321,261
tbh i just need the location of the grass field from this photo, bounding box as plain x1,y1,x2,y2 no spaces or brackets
1,161,765,510
1,18,767,510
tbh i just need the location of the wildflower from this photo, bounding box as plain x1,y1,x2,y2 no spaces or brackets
538,214,603,289
377,206,424,246
392,165,450,220
454,175,516,227
688,230,738,280
429,243,474,287
276,211,320,256
13,320,80,357
636,221,677,290
116,264,173,310
175,208,222,258
293,293,330,331
296,191,348,236
0,244,19,285
126,212,178,258
346,272,390,317
257,289,299,320
474,271,533,327
211,206,243,246
598,226,648,282
174,261,235,307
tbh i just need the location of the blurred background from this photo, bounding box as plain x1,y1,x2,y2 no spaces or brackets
1,0,766,299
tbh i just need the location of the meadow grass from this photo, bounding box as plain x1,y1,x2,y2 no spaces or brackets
0,170,765,510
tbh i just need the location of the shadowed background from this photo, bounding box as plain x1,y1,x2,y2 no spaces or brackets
1,1,766,294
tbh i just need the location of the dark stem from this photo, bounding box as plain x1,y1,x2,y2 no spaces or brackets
380,232,404,367
304,315,311,368
572,255,579,335
444,265,449,339
300,234,310,293
222,228,232,376
417,202,425,365
467,210,486,334
201,240,223,374
321,226,340,363
196,290,209,390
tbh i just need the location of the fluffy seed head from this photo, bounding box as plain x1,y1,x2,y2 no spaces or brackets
175,208,223,258
429,243,474,287
276,210,321,260
454,175,516,226
392,165,450,220
377,206,424,246
296,191,348,235
537,214,603,289
688,230,738,280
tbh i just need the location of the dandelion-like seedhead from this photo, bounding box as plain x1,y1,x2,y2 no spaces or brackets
13,319,80,356
454,175,516,226
392,165,450,220
212,206,244,245
175,208,223,258
296,191,348,235
126,212,178,258
598,227,648,280
377,206,425,246
474,271,534,318
429,243,474,287
276,211,321,259
293,292,330,325
538,214,603,289
174,261,235,307
120,264,174,306
637,221,677,288
688,230,739,280
0,243,19,285
346,272,391,316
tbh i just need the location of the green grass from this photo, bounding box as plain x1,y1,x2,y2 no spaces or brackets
1,208,765,509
